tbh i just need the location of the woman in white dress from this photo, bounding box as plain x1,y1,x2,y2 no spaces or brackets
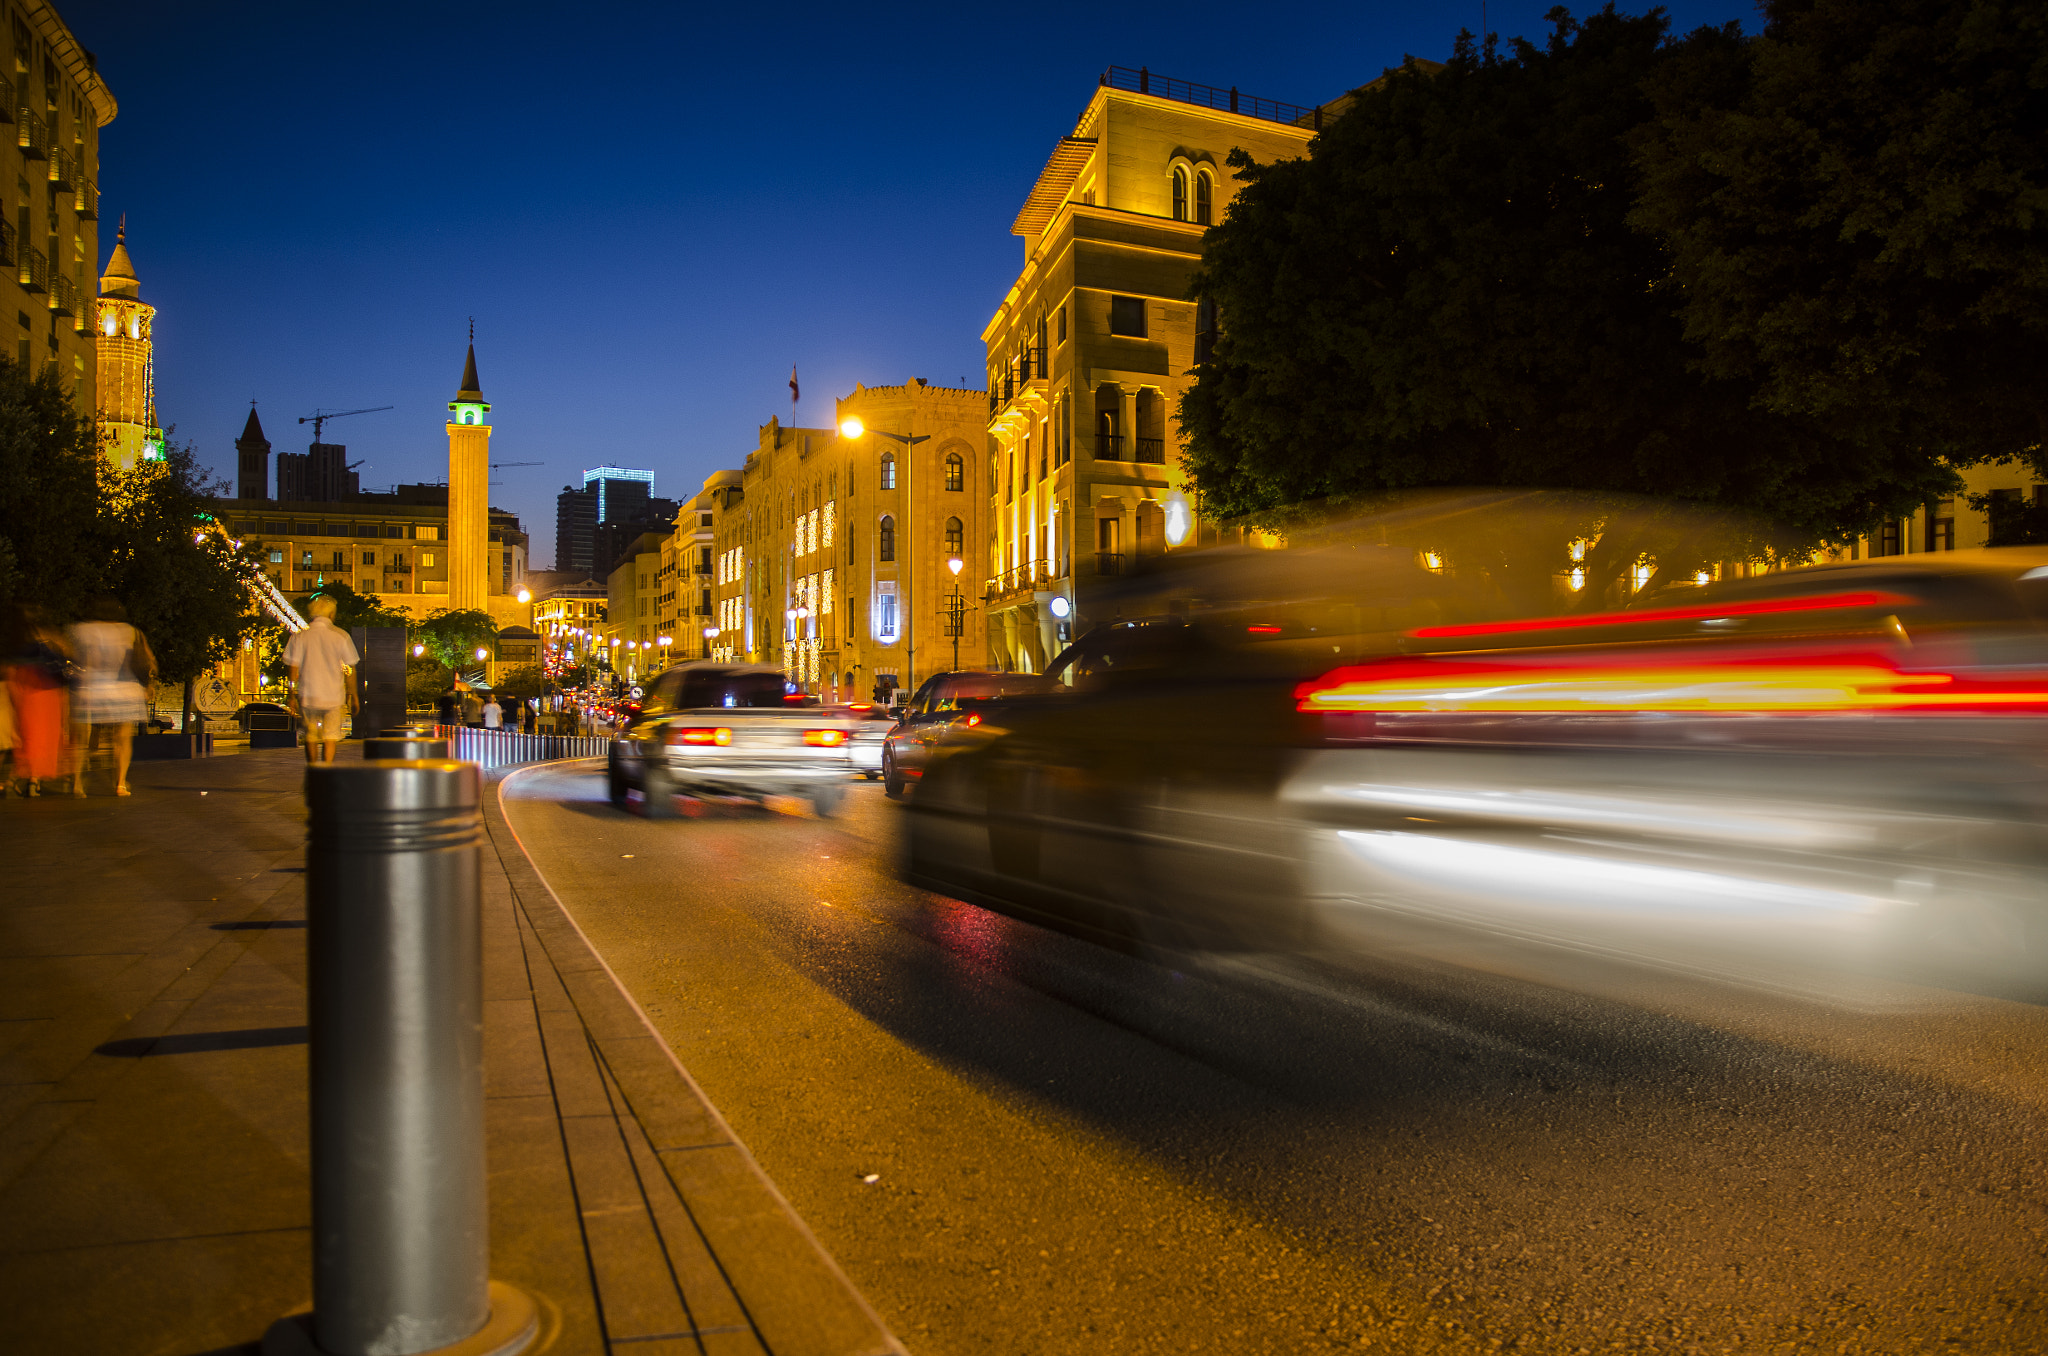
69,596,155,797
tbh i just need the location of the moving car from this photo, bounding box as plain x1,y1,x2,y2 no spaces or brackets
607,662,861,818
844,704,893,780
880,670,1050,798
905,550,2048,993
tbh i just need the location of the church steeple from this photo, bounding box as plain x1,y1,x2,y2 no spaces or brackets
236,402,272,501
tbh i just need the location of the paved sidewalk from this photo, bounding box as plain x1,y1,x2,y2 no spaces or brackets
0,746,903,1356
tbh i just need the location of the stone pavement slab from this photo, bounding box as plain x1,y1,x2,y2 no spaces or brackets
0,747,904,1356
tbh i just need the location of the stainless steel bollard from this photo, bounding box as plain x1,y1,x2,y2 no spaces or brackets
306,760,492,1355
364,737,451,760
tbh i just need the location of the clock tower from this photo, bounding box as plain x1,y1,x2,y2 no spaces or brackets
446,334,492,613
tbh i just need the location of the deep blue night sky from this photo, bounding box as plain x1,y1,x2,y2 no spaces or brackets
64,0,1754,567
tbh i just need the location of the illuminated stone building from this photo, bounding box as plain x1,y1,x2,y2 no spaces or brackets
8,5,111,413
603,529,668,684
708,381,988,700
980,66,1330,670
94,221,157,465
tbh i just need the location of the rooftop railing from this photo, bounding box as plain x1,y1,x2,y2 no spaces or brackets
1102,65,1323,130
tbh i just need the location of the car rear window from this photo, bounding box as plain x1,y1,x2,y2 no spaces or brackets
678,673,786,708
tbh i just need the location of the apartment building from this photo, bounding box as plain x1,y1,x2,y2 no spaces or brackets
709,380,989,701
980,66,1332,670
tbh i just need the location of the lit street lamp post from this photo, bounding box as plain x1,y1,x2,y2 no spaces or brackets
946,555,964,672
839,415,928,697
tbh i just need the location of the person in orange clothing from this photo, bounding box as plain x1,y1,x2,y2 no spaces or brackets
3,603,71,797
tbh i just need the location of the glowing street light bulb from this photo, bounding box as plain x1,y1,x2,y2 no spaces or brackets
413,644,425,657
516,588,532,603
475,647,489,661
947,556,964,577
838,415,865,439
703,626,719,639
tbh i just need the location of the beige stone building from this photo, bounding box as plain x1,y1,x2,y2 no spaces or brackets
980,66,1332,670
8,4,110,418
708,380,989,701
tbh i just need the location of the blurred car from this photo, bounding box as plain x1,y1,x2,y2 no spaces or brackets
607,662,860,818
881,670,1051,798
844,703,893,780
906,549,2048,993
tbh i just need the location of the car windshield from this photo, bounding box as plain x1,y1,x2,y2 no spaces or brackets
676,672,786,708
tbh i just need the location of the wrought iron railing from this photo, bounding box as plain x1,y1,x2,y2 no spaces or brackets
47,147,72,191
1134,436,1166,464
1096,432,1123,458
16,108,48,158
50,272,76,317
1096,551,1126,577
1101,65,1323,130
20,244,47,293
75,177,95,219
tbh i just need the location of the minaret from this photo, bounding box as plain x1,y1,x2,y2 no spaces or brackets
236,403,272,501
95,218,162,468
446,328,493,613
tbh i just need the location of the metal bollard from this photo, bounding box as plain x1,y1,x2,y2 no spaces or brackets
289,760,534,1356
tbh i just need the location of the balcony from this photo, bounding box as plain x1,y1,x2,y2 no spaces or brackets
984,559,1058,602
386,562,413,574
74,177,95,219
1134,437,1166,464
16,109,47,159
0,79,13,122
1095,432,1123,458
693,604,712,617
19,245,47,294
0,218,14,269
1095,552,1125,577
49,273,76,318
693,562,712,576
47,148,72,191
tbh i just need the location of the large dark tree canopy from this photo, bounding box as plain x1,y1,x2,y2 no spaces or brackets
1181,5,1958,549
1630,0,2048,465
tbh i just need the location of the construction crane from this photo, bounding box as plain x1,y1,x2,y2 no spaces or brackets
298,406,393,441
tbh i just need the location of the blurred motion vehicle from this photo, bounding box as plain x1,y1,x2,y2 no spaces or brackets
845,704,893,780
608,662,859,818
881,670,1051,798
906,546,2048,997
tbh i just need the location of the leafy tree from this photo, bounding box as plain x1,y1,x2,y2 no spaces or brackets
297,579,409,634
414,608,499,670
0,361,100,617
405,653,453,709
98,444,270,686
1181,7,1955,603
1630,0,2048,469
495,663,545,702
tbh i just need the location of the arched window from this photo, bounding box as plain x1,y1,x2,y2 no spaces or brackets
878,515,896,562
462,411,474,424
1194,170,1213,225
879,452,896,491
1171,165,1189,221
944,451,963,492
945,517,963,555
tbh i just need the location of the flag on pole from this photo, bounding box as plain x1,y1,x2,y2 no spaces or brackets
789,366,800,408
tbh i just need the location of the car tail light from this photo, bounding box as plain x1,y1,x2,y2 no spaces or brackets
1246,624,1283,636
667,726,732,746
964,712,981,726
803,729,847,746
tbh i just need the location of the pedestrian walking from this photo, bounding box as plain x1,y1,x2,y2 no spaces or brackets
3,605,71,796
436,687,459,729
482,694,502,729
69,597,154,797
284,595,359,765
461,687,482,728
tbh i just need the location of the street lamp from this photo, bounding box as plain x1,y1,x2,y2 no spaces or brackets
946,556,965,672
840,414,930,693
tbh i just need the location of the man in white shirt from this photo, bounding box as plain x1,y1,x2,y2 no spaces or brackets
482,696,502,729
283,596,360,764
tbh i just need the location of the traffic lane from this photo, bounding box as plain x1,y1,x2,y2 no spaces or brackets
505,765,1442,1353
503,766,2048,1353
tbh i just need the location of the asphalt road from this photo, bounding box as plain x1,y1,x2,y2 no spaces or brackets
503,763,2048,1354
